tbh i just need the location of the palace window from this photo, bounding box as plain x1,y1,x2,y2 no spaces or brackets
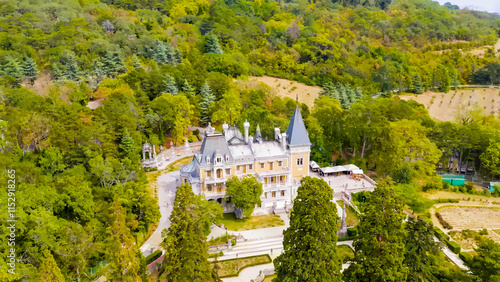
216,157,222,164
278,161,283,167
237,165,240,170
265,192,268,198
249,164,253,170
260,163,265,169
207,170,212,178
207,184,213,192
226,169,231,175
270,162,274,170
272,191,276,198
281,190,285,197
296,157,304,166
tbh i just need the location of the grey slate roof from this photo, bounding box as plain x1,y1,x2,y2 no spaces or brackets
225,126,245,145
199,133,234,165
285,106,311,146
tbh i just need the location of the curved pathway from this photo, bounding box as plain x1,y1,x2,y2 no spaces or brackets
140,170,180,256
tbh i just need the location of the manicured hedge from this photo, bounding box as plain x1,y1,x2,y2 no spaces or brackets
145,250,163,265
347,227,358,237
446,240,461,254
459,251,473,263
435,212,453,229
434,226,450,241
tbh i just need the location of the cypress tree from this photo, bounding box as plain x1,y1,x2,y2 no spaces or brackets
119,128,135,158
199,82,215,126
163,74,178,95
162,183,215,281
274,176,341,281
204,32,223,54
344,181,408,282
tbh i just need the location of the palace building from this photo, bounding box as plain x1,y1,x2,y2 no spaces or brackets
180,105,310,213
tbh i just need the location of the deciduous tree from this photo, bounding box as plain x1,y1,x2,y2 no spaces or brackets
225,176,263,218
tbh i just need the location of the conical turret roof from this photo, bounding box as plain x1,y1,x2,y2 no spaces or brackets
285,106,310,146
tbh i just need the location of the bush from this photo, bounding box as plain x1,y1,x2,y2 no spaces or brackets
347,227,358,237
479,229,488,235
145,250,163,265
459,252,473,263
434,198,460,204
231,239,236,246
446,240,461,254
434,226,450,241
436,212,453,229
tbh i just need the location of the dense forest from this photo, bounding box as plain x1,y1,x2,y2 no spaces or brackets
1,0,500,280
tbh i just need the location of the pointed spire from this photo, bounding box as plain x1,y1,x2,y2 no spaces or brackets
296,94,298,103
285,106,310,146
255,124,263,143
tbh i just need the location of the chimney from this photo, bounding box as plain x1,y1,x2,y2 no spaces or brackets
281,133,287,150
248,136,254,152
222,122,229,133
274,128,281,141
244,120,250,144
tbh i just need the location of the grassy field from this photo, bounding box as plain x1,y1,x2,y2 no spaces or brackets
212,255,271,278
336,201,360,227
218,213,285,231
167,156,192,172
400,87,500,121
338,245,355,263
242,76,322,108
263,274,277,282
423,190,500,202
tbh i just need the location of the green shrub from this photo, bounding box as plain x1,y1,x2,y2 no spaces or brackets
347,227,358,237
231,239,236,246
434,226,450,241
446,240,461,254
436,212,453,229
145,250,163,265
434,198,460,204
459,252,473,263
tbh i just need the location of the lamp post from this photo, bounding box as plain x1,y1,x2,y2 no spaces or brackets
236,253,239,271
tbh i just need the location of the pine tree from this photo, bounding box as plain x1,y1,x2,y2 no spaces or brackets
51,63,63,80
182,79,196,98
151,39,168,65
38,250,65,282
274,177,341,281
23,57,38,82
411,75,424,94
3,56,23,81
162,183,215,282
119,128,135,158
62,53,80,80
204,32,223,54
106,196,140,280
165,40,182,65
163,74,178,95
344,181,408,282
132,55,142,69
339,84,351,109
199,82,216,126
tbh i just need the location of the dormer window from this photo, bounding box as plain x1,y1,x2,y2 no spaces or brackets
225,155,229,162
216,157,222,164
206,156,210,164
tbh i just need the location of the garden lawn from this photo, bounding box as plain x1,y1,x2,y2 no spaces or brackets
212,255,271,278
167,156,192,172
336,200,360,227
263,274,277,282
218,213,284,231
337,245,355,263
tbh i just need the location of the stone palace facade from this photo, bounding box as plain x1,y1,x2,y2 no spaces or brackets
180,105,310,213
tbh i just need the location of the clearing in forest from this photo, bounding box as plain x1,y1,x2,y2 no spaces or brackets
438,206,500,231
246,76,322,108
400,88,500,121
